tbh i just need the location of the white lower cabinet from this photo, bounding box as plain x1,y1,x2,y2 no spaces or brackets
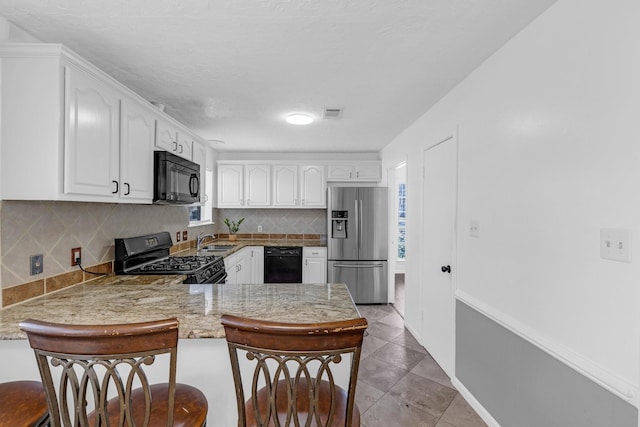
224,247,264,284
248,246,264,284
302,247,327,284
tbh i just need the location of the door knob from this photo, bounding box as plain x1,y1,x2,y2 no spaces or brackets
441,265,451,273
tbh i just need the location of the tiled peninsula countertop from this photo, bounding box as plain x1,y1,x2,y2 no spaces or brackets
0,274,359,340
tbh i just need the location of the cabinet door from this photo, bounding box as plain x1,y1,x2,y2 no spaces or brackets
272,165,298,206
303,247,327,284
192,141,207,203
218,164,244,207
176,132,193,160
120,98,155,201
64,65,120,197
300,165,326,207
155,119,178,153
245,164,271,207
249,247,264,284
236,249,252,284
327,164,356,181
356,163,382,181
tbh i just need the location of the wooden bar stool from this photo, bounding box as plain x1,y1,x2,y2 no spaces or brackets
20,317,208,427
221,314,368,427
0,380,49,426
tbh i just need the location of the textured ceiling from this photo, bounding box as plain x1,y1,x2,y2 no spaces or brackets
0,0,556,152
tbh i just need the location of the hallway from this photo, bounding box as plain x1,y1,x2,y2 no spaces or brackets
354,275,486,426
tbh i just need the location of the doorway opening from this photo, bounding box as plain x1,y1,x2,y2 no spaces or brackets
390,161,407,317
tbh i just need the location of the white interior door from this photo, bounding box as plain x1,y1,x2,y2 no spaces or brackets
421,134,457,376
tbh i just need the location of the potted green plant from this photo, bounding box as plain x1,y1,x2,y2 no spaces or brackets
224,217,245,241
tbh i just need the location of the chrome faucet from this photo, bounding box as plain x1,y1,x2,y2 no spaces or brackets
196,233,216,251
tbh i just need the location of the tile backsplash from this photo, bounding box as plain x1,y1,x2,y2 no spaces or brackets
0,201,212,290
214,209,326,236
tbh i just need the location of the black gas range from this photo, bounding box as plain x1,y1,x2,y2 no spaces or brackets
115,232,226,284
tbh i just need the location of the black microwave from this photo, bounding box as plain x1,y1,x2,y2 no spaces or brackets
154,151,200,204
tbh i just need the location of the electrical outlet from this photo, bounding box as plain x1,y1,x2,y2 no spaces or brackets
258,225,263,233
182,230,188,241
469,220,480,238
30,254,43,275
71,248,81,266
176,231,181,242
600,228,631,263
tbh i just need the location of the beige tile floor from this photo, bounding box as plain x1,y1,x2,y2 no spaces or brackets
354,275,486,427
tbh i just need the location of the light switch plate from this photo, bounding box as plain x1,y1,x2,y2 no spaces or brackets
600,228,631,263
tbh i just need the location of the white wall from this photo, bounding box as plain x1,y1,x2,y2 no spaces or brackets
382,0,640,407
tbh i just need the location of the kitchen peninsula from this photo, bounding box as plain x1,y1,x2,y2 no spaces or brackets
0,275,360,426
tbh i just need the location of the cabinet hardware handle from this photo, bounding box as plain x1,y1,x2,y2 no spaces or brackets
349,172,352,179
179,144,183,154
124,183,130,195
112,180,119,194
356,171,359,178
173,141,178,152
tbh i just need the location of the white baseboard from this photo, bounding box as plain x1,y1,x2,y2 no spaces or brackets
451,377,501,427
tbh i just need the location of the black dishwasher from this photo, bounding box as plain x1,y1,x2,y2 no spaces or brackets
264,247,303,283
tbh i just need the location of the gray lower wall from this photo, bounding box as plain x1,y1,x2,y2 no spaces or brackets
456,300,637,427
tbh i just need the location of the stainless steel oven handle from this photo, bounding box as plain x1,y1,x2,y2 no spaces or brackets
332,264,384,268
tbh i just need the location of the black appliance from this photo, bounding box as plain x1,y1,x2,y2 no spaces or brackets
264,247,302,283
154,151,200,204
115,232,226,284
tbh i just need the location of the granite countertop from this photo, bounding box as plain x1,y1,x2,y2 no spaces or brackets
0,274,359,340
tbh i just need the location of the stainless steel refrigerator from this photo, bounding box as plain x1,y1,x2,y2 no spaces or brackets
327,187,388,303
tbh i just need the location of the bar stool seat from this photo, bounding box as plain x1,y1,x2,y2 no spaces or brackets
0,380,49,427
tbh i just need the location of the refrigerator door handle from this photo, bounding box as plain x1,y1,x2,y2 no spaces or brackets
354,199,359,251
358,199,363,250
333,263,385,268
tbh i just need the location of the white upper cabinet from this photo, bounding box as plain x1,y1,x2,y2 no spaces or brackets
272,164,326,208
327,162,382,182
0,44,205,203
155,119,193,161
299,165,326,207
272,165,299,206
245,164,271,207
177,133,193,161
120,96,156,201
218,164,245,207
64,63,120,198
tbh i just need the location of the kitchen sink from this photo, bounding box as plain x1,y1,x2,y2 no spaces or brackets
201,245,236,252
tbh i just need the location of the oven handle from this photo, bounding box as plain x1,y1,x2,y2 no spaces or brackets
332,263,384,268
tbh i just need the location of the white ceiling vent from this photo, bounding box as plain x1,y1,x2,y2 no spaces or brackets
323,108,343,120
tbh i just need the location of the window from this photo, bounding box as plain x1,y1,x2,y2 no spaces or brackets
397,182,406,260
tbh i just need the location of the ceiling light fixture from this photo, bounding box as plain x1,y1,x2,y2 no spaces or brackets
286,113,313,125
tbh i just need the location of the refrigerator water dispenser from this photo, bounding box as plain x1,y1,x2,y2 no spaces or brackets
331,210,348,239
